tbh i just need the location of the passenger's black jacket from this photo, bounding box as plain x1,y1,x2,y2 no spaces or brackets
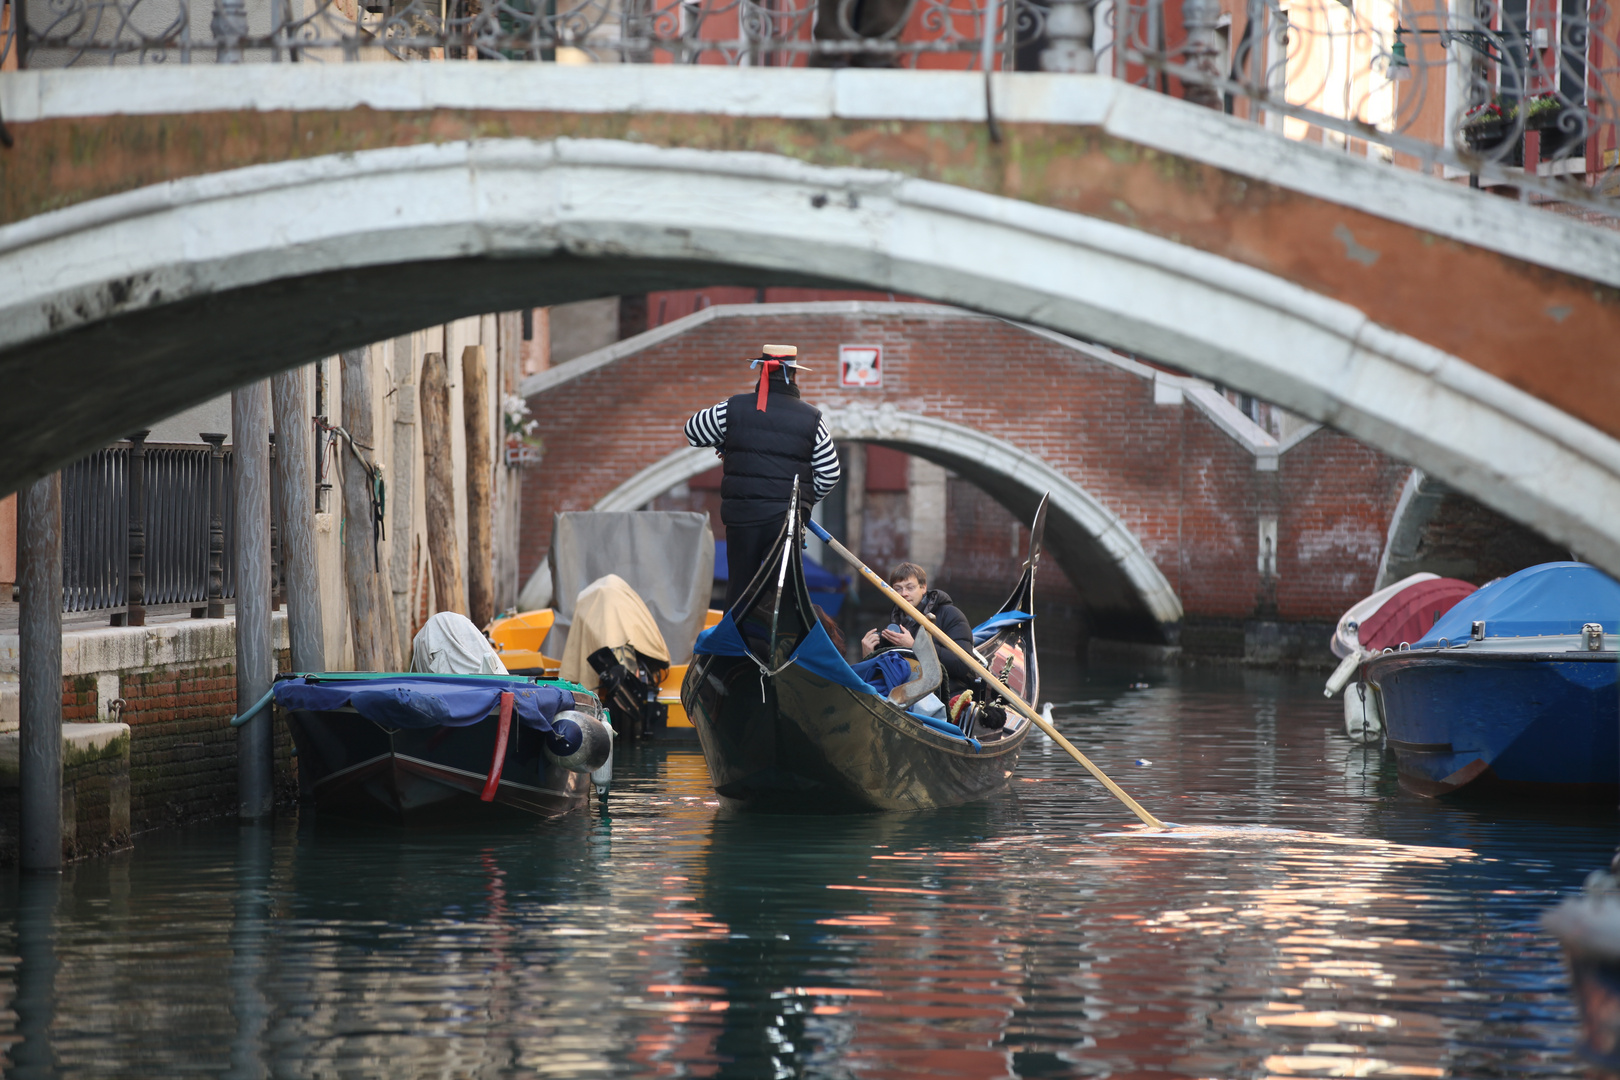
719,376,821,526
883,589,979,697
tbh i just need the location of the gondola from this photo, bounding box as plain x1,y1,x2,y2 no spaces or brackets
272,671,613,824
681,494,1044,814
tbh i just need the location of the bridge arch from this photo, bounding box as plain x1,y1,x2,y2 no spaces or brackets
594,409,1183,634
5,76,1620,572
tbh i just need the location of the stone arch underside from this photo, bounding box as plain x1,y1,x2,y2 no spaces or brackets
6,138,1620,579
1376,469,1575,589
594,411,1183,640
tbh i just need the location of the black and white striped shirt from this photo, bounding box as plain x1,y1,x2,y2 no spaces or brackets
685,399,842,501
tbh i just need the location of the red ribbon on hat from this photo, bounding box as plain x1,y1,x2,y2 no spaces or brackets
756,358,783,412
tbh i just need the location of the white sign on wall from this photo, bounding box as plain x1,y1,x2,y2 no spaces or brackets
839,344,883,388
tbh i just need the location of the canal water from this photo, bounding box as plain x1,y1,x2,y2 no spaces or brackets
1,666,1614,1079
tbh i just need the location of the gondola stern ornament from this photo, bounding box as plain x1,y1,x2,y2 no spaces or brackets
1023,493,1050,574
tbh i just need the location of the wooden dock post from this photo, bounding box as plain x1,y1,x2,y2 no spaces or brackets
233,382,274,821
339,347,396,671
389,335,417,650
419,351,466,617
272,367,325,673
18,472,63,871
462,345,494,629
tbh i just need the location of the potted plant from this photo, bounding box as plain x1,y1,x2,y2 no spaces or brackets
503,394,544,467
1461,100,1510,152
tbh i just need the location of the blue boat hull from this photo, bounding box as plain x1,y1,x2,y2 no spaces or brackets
1367,650,1619,800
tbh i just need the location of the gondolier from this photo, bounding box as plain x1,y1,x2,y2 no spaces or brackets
685,344,841,610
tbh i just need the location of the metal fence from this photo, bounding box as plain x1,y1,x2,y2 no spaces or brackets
2,0,1616,208
60,440,237,615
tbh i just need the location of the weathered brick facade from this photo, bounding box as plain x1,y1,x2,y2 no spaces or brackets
524,305,1413,658
117,656,297,830
0,618,300,862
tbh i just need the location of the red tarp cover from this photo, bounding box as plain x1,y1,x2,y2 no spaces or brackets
1357,577,1477,652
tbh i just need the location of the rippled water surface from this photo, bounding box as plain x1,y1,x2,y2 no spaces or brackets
2,666,1616,1078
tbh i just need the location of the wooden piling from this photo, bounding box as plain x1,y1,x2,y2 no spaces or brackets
18,472,63,871
462,344,494,629
389,335,417,651
233,381,274,821
339,347,395,671
419,351,466,617
271,367,326,673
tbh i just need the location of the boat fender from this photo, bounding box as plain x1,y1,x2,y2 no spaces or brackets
591,737,613,798
1323,650,1364,698
545,709,614,774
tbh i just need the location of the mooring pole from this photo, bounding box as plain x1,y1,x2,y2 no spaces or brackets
271,368,326,673
462,345,495,629
18,473,63,872
419,351,466,617
339,347,395,671
233,383,274,821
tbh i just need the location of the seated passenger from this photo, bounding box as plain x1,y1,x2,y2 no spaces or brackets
859,562,979,701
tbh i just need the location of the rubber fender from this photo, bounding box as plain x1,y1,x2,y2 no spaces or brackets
546,709,614,773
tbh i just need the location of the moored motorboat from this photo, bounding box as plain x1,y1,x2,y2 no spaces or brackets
1363,562,1620,800
1323,572,1477,742
680,496,1041,814
273,671,612,824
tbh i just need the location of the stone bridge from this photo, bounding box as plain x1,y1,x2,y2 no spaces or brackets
520,301,1411,643
1,63,1617,571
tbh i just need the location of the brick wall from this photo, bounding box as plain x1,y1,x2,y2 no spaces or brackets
112,653,295,830
526,307,1413,658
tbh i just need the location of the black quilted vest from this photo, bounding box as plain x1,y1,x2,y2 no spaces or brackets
720,377,822,526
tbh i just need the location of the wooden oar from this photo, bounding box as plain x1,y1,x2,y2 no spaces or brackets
808,519,1165,828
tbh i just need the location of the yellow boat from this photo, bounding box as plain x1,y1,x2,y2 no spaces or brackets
489,608,724,734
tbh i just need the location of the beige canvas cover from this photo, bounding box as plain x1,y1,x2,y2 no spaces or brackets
559,574,672,690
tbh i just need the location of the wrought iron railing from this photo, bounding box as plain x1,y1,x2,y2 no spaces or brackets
60,438,239,617
2,0,1616,210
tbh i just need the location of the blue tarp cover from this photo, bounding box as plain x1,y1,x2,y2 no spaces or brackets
694,616,978,747
272,675,575,732
1417,562,1620,646
852,652,914,695
693,616,750,658
972,610,1032,644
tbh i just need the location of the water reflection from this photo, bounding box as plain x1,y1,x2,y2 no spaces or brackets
12,873,59,1080
0,667,1609,1078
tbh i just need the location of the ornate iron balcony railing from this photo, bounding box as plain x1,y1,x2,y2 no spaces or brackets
2,0,1616,209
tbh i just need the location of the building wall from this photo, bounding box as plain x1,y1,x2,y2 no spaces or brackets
0,619,297,846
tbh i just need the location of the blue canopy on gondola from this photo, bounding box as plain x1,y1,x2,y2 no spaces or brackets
1416,562,1620,646
272,674,576,732
972,610,1033,645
